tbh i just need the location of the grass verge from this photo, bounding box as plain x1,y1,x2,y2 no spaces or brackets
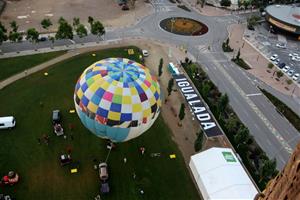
0,51,66,81
260,88,300,132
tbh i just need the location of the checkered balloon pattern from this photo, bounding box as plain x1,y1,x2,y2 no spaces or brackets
74,58,161,142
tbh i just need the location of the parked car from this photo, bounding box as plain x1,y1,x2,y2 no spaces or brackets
52,110,61,124
270,54,278,61
274,59,280,65
99,162,108,181
52,110,64,136
39,37,47,42
287,69,295,77
292,73,299,81
282,66,290,73
278,62,286,69
247,25,255,31
276,43,286,49
142,50,149,57
100,182,110,194
122,4,129,10
289,53,298,57
0,116,16,130
292,56,300,62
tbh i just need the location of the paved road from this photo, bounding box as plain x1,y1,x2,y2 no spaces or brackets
0,0,299,169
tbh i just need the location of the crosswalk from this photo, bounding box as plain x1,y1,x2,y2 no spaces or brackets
151,0,176,12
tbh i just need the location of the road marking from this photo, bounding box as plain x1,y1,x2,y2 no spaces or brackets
246,93,262,97
206,53,293,155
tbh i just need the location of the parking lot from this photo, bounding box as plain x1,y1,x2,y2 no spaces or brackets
244,22,300,84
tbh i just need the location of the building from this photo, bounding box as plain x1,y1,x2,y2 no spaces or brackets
189,147,259,200
266,4,300,35
258,142,300,200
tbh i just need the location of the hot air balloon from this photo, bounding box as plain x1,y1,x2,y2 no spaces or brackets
74,58,161,142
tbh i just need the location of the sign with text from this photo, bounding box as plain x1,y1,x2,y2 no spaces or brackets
174,74,223,137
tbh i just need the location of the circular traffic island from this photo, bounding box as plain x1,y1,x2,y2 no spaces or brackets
160,17,208,36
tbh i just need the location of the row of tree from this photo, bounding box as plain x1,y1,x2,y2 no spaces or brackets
181,58,278,190
0,16,105,46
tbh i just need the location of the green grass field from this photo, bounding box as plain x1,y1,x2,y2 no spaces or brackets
0,47,200,200
0,51,66,81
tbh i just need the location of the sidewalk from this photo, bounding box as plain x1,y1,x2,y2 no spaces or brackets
228,23,300,98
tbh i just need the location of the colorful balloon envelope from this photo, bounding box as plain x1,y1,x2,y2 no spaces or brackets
74,58,161,142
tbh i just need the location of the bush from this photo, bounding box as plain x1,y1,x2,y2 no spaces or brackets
232,58,251,70
220,0,231,7
194,130,204,152
181,61,278,190
177,5,191,12
222,42,233,52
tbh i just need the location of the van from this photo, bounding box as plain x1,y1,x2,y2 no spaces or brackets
0,116,16,129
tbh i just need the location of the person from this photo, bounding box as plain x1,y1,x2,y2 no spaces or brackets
140,189,144,195
140,147,145,155
133,172,136,179
123,157,127,163
37,138,41,145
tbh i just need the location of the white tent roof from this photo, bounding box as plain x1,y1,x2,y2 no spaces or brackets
190,147,258,200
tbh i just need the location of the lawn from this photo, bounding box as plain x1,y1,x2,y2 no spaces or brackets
0,51,66,81
0,47,200,200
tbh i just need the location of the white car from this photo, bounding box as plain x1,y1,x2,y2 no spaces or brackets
292,73,299,81
142,50,149,57
276,43,286,49
289,53,298,57
292,56,300,61
282,66,290,73
287,69,295,77
270,54,278,61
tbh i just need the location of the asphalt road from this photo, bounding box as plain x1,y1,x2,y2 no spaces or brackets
0,0,299,169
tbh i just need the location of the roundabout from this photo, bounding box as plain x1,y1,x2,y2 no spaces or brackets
159,17,208,36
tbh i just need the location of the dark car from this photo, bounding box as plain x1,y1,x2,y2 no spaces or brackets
52,110,61,125
100,181,110,194
278,63,286,69
247,25,255,31
39,37,47,42
122,4,129,10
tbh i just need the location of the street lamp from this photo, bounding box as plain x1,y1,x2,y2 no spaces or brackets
171,18,175,33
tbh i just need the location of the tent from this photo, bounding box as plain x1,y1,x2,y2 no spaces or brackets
189,147,259,200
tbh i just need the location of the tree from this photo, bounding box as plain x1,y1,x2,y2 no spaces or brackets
286,79,292,85
0,21,7,45
234,126,250,145
276,71,284,79
10,21,18,32
88,16,94,25
218,93,229,114
201,81,212,97
73,17,80,28
236,48,241,60
8,31,22,42
26,28,39,45
76,24,88,38
91,21,105,40
267,62,274,69
167,78,174,96
8,20,22,42
41,18,52,30
178,103,185,121
158,58,163,77
55,17,73,40
194,130,204,152
225,115,239,134
220,0,231,7
259,158,277,182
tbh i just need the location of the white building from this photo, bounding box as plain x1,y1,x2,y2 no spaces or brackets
189,147,259,200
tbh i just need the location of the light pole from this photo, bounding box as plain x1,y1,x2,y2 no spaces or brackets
171,18,175,34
